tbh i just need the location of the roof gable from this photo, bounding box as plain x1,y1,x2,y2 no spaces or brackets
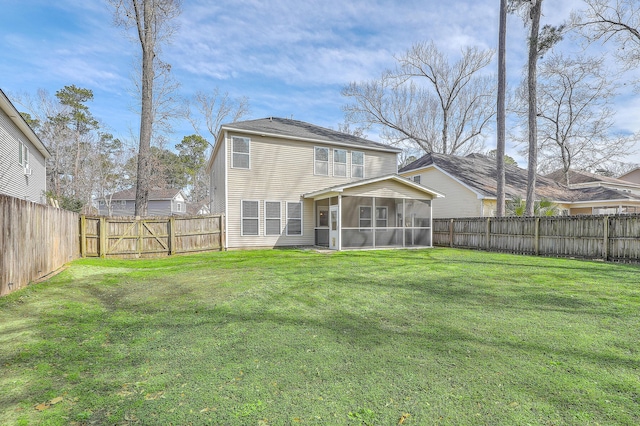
0,88,51,159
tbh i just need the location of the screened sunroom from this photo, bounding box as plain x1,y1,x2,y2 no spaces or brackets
304,175,443,250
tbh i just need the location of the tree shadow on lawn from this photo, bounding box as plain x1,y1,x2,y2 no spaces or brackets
3,277,638,424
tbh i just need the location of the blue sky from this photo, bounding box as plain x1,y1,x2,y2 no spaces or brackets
2,0,639,164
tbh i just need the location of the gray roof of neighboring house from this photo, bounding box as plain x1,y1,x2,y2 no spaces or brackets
110,188,184,201
544,169,630,185
400,152,640,203
220,117,402,153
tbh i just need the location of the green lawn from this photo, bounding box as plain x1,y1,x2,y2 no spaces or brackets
1,248,639,425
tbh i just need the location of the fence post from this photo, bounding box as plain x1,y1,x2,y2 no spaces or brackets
534,217,540,256
169,216,176,255
449,219,454,248
485,217,491,250
603,216,609,261
80,215,87,258
99,217,107,258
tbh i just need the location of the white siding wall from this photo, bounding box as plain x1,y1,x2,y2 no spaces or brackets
224,133,398,248
0,108,47,204
401,168,483,218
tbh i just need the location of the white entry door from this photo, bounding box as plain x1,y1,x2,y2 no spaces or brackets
329,205,339,250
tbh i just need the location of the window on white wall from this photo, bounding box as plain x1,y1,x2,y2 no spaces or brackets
242,200,259,235
352,151,364,178
286,202,303,236
413,175,421,184
18,141,29,167
314,147,329,175
232,137,250,169
334,149,347,177
265,201,281,235
176,202,182,212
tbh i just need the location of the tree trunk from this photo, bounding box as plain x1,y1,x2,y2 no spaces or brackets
135,0,154,217
496,0,507,217
525,0,542,216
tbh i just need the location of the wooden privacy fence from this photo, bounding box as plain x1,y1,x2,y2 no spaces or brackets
80,214,225,258
1,195,79,296
433,215,640,262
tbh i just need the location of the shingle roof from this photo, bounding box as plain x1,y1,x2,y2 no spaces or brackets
544,169,629,185
399,152,640,203
110,188,183,201
221,117,401,152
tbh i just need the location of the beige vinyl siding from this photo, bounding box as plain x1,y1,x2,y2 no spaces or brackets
210,141,226,215
224,132,398,248
341,180,434,200
401,168,483,218
619,169,640,185
0,108,47,204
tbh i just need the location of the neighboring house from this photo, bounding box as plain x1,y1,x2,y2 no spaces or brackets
0,89,51,204
206,117,443,250
98,188,188,216
186,199,211,216
618,167,640,185
545,169,640,197
399,152,640,217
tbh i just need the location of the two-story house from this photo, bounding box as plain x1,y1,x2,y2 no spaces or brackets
207,117,443,250
0,89,50,204
98,188,188,216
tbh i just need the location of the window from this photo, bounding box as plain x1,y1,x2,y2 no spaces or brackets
334,149,347,177
241,200,259,236
232,137,250,169
314,147,329,175
265,201,281,236
18,141,29,167
286,202,303,236
376,206,388,228
352,151,364,178
176,202,182,212
413,175,421,184
359,206,372,228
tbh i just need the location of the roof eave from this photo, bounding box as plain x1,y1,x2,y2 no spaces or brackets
0,89,51,159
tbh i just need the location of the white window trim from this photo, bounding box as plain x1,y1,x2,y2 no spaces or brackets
19,141,29,167
351,151,365,179
231,136,251,169
359,205,372,229
176,202,182,213
333,149,347,177
314,146,329,176
241,200,260,236
376,206,388,228
286,201,303,236
264,200,282,236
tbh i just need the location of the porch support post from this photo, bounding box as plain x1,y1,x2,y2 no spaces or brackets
372,196,376,249
338,195,342,251
429,199,433,248
402,199,406,248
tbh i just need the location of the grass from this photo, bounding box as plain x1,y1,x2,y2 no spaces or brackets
1,248,639,425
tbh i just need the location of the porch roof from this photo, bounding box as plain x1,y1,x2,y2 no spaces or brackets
303,174,445,201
